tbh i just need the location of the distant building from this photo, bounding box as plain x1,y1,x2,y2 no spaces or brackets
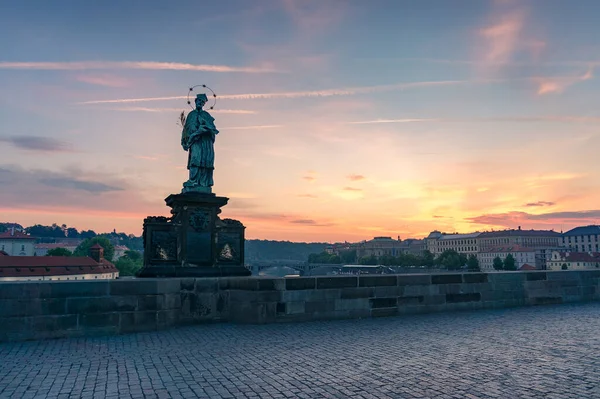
355,237,404,258
561,225,600,253
0,230,36,256
400,238,426,256
34,243,79,256
547,251,600,270
0,244,119,281
113,245,130,259
426,231,480,256
480,245,538,271
478,227,561,251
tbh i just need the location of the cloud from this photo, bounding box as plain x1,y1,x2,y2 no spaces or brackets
298,194,318,198
343,187,362,192
108,107,256,114
524,201,555,207
535,68,594,95
348,174,365,181
43,177,122,193
467,210,600,228
346,115,600,125
223,125,282,130
75,74,132,88
479,10,525,64
290,219,317,224
76,79,468,104
0,136,74,152
0,165,123,194
347,119,432,125
0,165,163,233
401,57,600,68
0,61,278,73
303,176,316,182
289,219,335,227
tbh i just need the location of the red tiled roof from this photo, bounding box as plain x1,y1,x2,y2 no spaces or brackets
0,256,118,277
0,231,36,240
519,263,537,270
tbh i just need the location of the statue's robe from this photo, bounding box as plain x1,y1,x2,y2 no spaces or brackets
181,109,219,189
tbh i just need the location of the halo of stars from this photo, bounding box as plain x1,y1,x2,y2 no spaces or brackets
187,84,217,110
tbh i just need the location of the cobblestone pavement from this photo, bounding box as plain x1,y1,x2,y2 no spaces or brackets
1,303,600,399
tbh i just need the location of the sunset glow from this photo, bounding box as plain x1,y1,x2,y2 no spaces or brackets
1,0,600,241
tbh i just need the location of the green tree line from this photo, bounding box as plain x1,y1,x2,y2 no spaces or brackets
307,249,481,271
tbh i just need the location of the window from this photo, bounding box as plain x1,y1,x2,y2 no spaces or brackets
21,245,25,251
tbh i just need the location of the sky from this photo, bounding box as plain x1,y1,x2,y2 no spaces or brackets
1,0,600,242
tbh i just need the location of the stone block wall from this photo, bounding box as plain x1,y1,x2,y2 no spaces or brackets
0,279,181,342
223,271,600,323
0,270,598,342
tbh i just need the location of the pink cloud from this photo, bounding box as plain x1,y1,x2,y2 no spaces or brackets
535,68,594,95
479,10,525,64
75,74,132,88
347,174,365,181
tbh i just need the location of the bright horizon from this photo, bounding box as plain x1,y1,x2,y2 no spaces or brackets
2,0,600,242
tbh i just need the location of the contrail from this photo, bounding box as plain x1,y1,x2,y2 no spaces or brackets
77,80,467,105
0,61,278,73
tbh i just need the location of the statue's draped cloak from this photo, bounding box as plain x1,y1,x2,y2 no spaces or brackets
181,109,219,188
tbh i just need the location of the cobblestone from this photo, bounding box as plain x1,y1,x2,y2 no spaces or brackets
1,303,600,398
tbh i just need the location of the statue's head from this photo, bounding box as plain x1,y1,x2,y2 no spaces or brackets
195,93,208,109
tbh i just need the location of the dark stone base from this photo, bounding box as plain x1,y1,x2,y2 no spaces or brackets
140,191,248,278
137,265,251,278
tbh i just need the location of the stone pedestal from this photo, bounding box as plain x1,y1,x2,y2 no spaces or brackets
138,192,250,278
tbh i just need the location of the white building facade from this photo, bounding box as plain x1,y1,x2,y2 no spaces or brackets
426,231,480,256
479,246,537,271
0,231,36,256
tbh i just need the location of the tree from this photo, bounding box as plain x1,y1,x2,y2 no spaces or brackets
421,250,435,267
402,253,421,267
80,230,97,239
307,251,342,264
0,224,6,233
115,257,142,277
46,247,73,257
123,250,142,262
378,254,396,266
467,254,480,271
66,228,79,238
503,254,517,271
358,255,378,265
561,263,568,270
437,249,464,270
339,250,357,264
493,256,504,271
74,237,115,261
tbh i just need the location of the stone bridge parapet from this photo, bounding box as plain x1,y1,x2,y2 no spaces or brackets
1,270,599,342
